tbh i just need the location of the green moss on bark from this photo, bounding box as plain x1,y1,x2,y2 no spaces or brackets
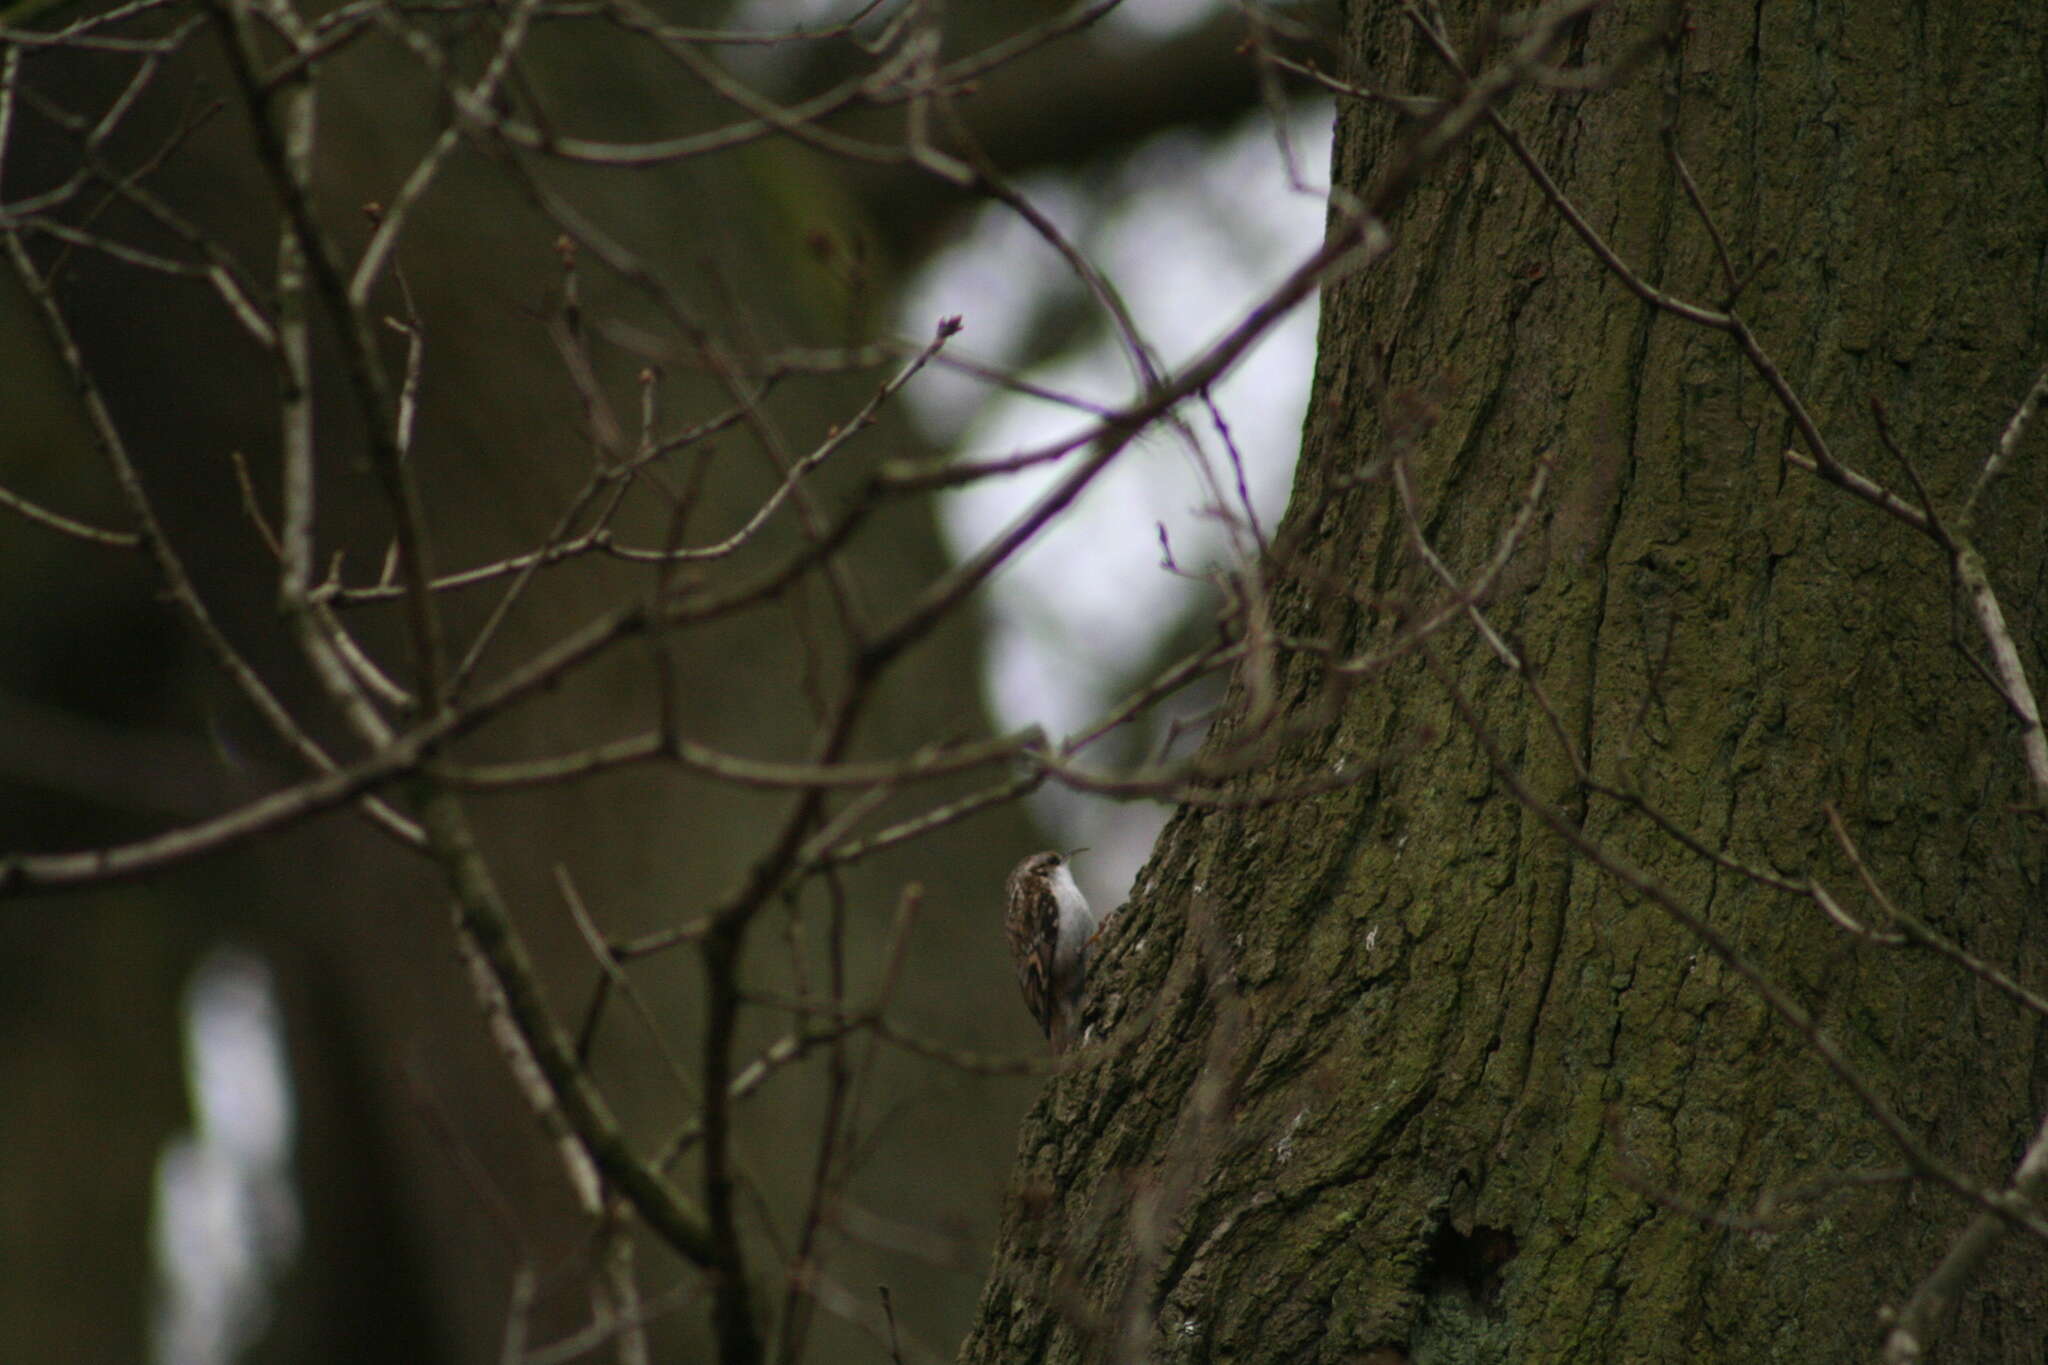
963,5,2048,1362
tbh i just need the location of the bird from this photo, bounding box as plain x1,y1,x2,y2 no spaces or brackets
1004,850,1101,1055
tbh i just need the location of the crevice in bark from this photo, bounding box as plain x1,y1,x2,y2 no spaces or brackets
1421,1219,1520,1308
1407,1218,1521,1358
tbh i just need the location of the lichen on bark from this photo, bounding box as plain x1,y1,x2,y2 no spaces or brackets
962,4,2048,1362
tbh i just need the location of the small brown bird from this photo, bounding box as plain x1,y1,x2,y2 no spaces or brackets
1004,850,1101,1054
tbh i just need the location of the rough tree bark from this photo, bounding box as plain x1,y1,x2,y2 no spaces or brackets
965,4,2047,1362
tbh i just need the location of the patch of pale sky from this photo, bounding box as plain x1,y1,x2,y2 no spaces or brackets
151,949,300,1365
1102,0,1225,40
729,0,1226,42
188,952,295,1162
897,180,1092,434
730,0,872,33
902,104,1332,902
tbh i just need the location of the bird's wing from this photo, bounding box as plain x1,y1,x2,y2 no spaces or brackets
1007,883,1059,1041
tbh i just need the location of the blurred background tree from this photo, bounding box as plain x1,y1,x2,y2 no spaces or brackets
10,2,2044,1364
0,1,1335,1361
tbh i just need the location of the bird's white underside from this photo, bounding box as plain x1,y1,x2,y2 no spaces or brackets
1048,861,1098,986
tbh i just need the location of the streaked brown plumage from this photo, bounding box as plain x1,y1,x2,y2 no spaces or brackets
1004,850,1100,1054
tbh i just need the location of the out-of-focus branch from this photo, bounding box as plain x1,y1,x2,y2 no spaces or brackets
841,3,1337,245
0,48,424,850
1884,1107,2048,1364
1962,358,2048,525
206,0,447,704
0,480,140,548
415,786,734,1271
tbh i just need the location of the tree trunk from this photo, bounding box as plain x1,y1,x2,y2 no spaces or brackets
964,4,2048,1361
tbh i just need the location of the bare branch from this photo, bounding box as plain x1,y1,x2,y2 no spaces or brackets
0,480,140,548
1963,357,2048,525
